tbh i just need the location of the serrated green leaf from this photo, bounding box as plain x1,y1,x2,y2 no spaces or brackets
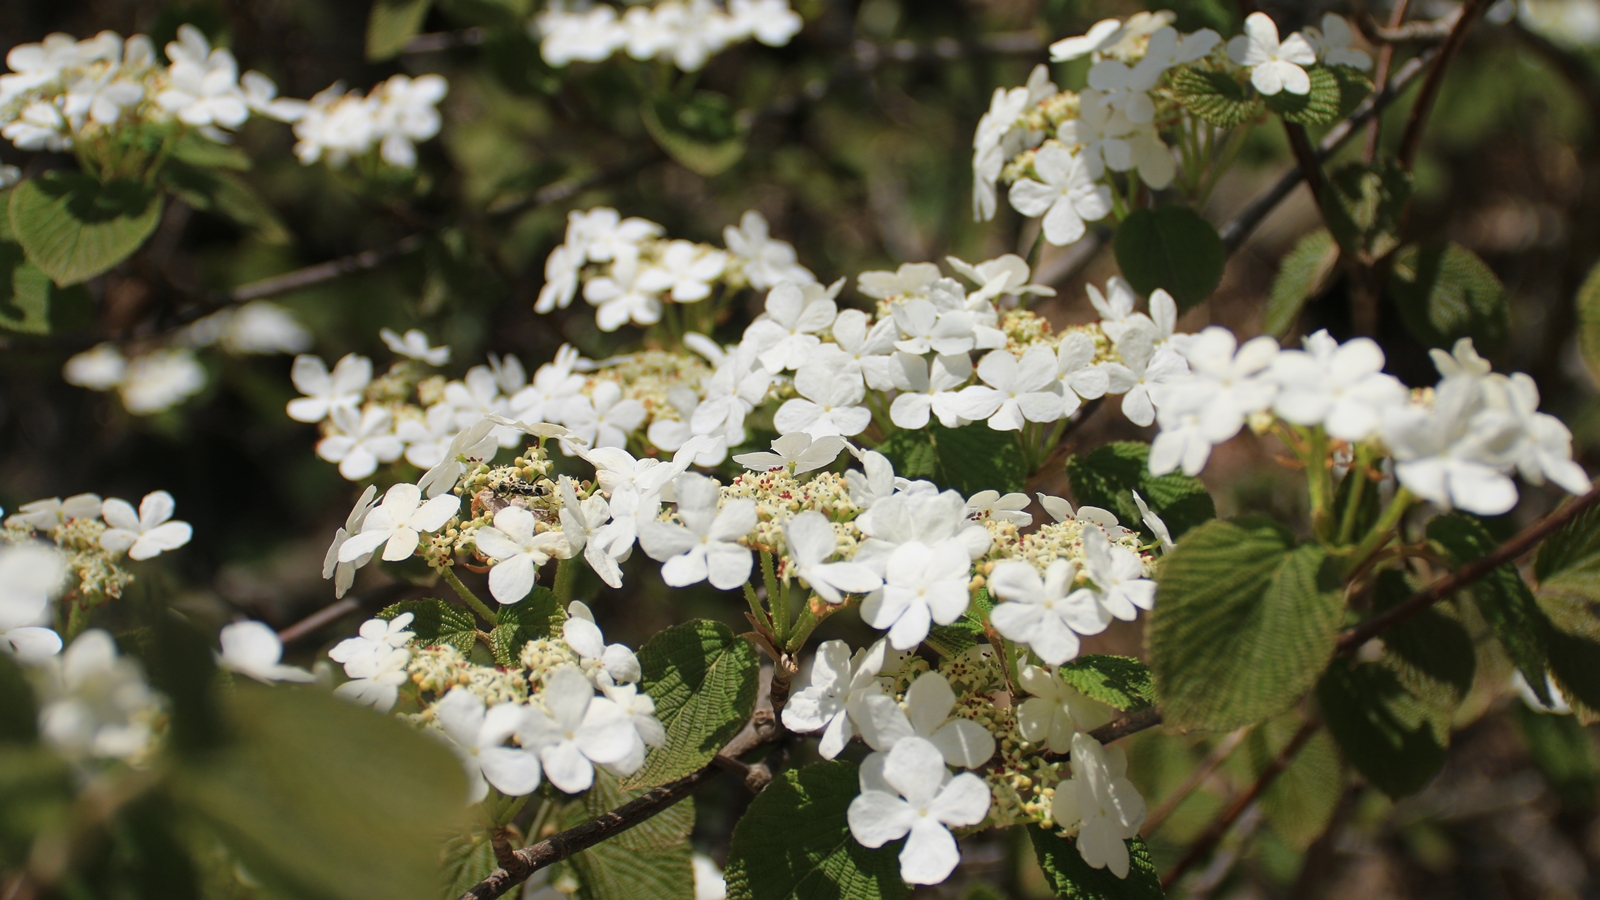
877,422,1027,497
1026,825,1164,900
1248,716,1342,850
1148,519,1345,731
441,829,497,899
367,0,434,61
1264,229,1337,339
1263,67,1343,126
379,598,479,656
641,91,746,178
1537,591,1600,716
490,587,563,666
1515,704,1599,807
926,588,993,659
1065,441,1215,541
1578,259,1600,385
1535,501,1600,587
623,620,758,789
568,771,694,900
1058,655,1155,712
1169,66,1263,128
1371,570,1475,712
726,760,907,900
1328,66,1374,119
1113,207,1226,312
1316,659,1448,798
1389,241,1508,355
9,172,163,287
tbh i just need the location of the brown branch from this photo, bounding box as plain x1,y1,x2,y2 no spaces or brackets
1356,6,1462,45
1334,483,1600,654
1087,707,1163,744
276,599,359,645
1161,717,1321,889
1397,0,1491,170
1140,726,1249,837
1365,0,1414,162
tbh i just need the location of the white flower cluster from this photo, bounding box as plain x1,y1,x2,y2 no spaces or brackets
291,74,447,169
63,301,310,416
534,0,802,71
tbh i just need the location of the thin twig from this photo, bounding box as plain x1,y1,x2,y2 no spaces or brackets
1356,6,1462,45
848,31,1044,67
1087,707,1163,745
1397,0,1491,170
1365,0,1414,161
1334,483,1600,654
1140,727,1249,837
276,598,359,645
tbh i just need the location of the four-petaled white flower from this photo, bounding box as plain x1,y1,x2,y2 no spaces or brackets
723,210,814,290
783,510,883,604
433,689,543,803
964,490,1033,527
8,493,102,533
335,645,412,712
475,507,574,604
889,352,973,429
563,601,642,687
640,474,757,590
743,282,836,372
0,543,65,662
783,639,894,758
379,327,451,365
1007,145,1112,246
1080,526,1155,621
855,672,996,768
861,539,973,649
733,432,847,475
560,382,647,452
1050,732,1147,878
1104,324,1189,427
1015,666,1115,754
585,254,663,332
1269,330,1406,442
774,364,872,438
100,491,193,561
847,737,992,885
38,629,157,760
216,621,313,683
329,612,414,672
318,405,405,480
1227,12,1317,96
516,666,642,792
1304,14,1371,70
1149,326,1279,475
958,347,1063,431
989,558,1110,665
287,353,371,423
339,482,460,563
639,240,727,302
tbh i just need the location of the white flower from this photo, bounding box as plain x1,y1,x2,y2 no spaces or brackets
335,646,411,712
1131,491,1175,553
0,544,64,662
783,639,892,758
1227,12,1317,96
38,630,156,759
1103,325,1189,427
1269,330,1406,441
119,349,206,415
1383,379,1521,516
1084,276,1151,344
639,240,727,303
516,666,642,792
563,601,642,687
329,612,415,674
1151,327,1279,472
100,491,192,561
7,494,102,533
584,484,657,589
1051,732,1146,878
640,474,756,590
397,404,459,470
371,74,447,169
536,243,582,313
601,679,667,752
1008,145,1112,246
536,6,628,66
733,432,847,475
1080,526,1155,621
957,348,1064,431
742,282,835,372
380,327,451,365
585,255,663,332
855,489,992,565
858,262,942,301
318,406,405,480
583,439,705,496
964,491,1032,527
560,382,647,451
216,621,313,683
565,208,663,263
860,540,972,650
847,737,991,885
822,309,899,390
475,507,573,604
291,83,378,166
1054,333,1112,419
889,352,973,430
723,210,813,289
156,26,248,128
339,482,461,563
433,689,543,803
846,449,898,512
692,852,728,900
890,298,977,357
727,0,804,46
1304,14,1371,70
855,672,996,768
445,366,513,443
988,559,1110,665
1488,374,1591,495
2,101,70,152
774,364,872,438
201,301,312,355
783,511,882,604
1015,666,1115,754
1148,406,1213,477
287,353,372,423
419,417,501,499
1048,18,1124,61
1084,62,1158,124
1137,26,1222,73
241,70,307,121
63,343,127,390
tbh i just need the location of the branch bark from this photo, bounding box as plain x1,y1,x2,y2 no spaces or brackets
1397,0,1491,169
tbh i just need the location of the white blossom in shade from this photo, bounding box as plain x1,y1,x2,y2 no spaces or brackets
509,345,587,423
446,366,513,440
775,364,872,438
216,621,313,683
846,449,898,512
1049,18,1124,61
860,539,972,650
536,243,581,314
1148,406,1213,477
1131,491,1175,553
585,255,663,332
379,327,450,365
742,282,836,372
847,737,991,885
241,70,307,122
1484,373,1592,495
419,417,500,499
1084,277,1151,344
395,404,456,470
727,0,804,46
118,349,206,415
535,6,627,66
784,639,892,758
1136,26,1222,74
100,491,192,561
600,679,667,751
1008,145,1112,246
566,208,663,263
822,309,899,390
433,689,543,803
339,482,461,563
190,301,312,355
784,511,883,604
1053,333,1111,419
1159,326,1279,444
890,298,977,357
0,544,65,662
1080,526,1155,621
1015,666,1115,754
1103,325,1189,427
318,406,404,481
692,852,728,900
156,26,248,128
1382,379,1522,516
723,210,813,289
329,612,414,674
63,343,127,390
335,646,411,712
290,83,378,166
855,672,996,768
640,474,756,590
1269,330,1406,441
563,601,641,687
1303,14,1371,69
734,433,847,475
1085,61,1158,124
37,630,156,760
858,262,942,301
287,353,372,423
964,491,1033,527
1051,732,1146,878
560,382,646,451
371,74,447,169
888,352,973,430
957,348,1064,432
1227,12,1317,96
2,101,69,152
988,559,1110,665
638,240,727,303
516,666,642,792
475,507,574,604
7,494,102,533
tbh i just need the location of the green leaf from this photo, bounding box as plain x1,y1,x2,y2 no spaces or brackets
490,586,563,667
9,172,164,286
1388,241,1509,355
367,0,434,61
641,91,746,178
1577,259,1600,385
0,747,75,870
1264,229,1337,339
1168,66,1262,128
1326,159,1411,258
0,239,85,335
1057,655,1155,712
1026,825,1164,900
726,760,908,900
159,162,291,245
1065,441,1216,541
1112,206,1226,312
1247,716,1342,850
1316,659,1448,798
1148,519,1345,731
877,422,1028,497
926,587,993,659
441,829,498,899
173,684,469,900
568,771,694,900
379,598,479,656
0,655,37,745
1535,501,1600,588
168,132,251,171
1371,570,1475,712
1537,590,1600,716
1262,66,1345,126
1515,704,1599,807
623,619,759,789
